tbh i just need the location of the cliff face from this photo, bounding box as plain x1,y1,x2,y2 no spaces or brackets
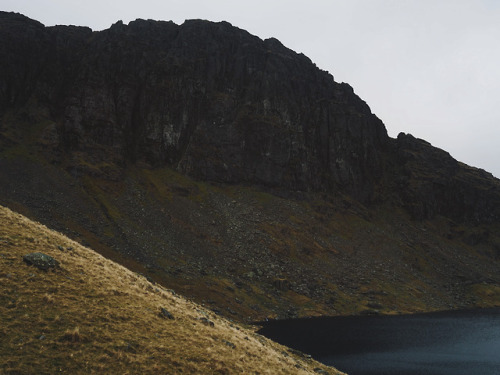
393,133,500,223
1,12,388,201
1,12,499,320
2,11,499,222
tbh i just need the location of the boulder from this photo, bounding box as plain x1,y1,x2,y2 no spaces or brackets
23,252,59,271
158,307,174,320
273,278,289,291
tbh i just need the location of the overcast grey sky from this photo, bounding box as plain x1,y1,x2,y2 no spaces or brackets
3,0,500,177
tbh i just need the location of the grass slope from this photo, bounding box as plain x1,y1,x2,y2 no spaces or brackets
0,205,342,375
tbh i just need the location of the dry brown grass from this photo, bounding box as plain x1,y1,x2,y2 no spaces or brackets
0,205,344,374
61,327,82,343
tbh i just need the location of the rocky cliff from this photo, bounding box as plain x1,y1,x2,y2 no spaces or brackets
1,12,389,200
2,11,499,220
1,12,499,320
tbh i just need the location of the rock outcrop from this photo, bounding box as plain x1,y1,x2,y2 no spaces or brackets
22,252,59,270
2,12,498,224
1,12,388,202
391,133,500,222
2,11,499,221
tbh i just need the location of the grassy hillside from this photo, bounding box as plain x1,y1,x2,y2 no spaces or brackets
0,205,342,374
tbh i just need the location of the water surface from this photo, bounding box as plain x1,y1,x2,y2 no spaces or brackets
257,308,500,375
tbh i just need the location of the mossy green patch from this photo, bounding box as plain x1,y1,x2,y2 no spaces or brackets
81,177,123,222
138,167,212,203
467,283,500,307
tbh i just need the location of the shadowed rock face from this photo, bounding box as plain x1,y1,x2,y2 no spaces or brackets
0,12,388,201
393,133,500,223
1,11,500,223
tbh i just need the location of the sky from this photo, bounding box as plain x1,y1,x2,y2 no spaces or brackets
3,0,500,178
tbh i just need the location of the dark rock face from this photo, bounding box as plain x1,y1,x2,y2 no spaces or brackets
392,133,500,222
0,11,499,225
0,12,387,201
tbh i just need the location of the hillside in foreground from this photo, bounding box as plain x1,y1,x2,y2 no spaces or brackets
0,205,341,374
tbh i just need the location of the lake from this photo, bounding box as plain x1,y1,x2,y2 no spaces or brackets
256,308,500,375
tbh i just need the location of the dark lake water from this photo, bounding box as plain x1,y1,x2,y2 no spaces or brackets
257,308,500,375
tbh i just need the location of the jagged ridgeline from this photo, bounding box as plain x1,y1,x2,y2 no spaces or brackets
1,12,499,321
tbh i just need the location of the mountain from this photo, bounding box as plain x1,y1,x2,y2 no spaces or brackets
0,204,341,374
1,12,499,321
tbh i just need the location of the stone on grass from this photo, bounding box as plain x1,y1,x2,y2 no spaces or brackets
199,317,215,327
159,307,174,320
314,368,330,375
222,339,236,349
23,252,59,271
